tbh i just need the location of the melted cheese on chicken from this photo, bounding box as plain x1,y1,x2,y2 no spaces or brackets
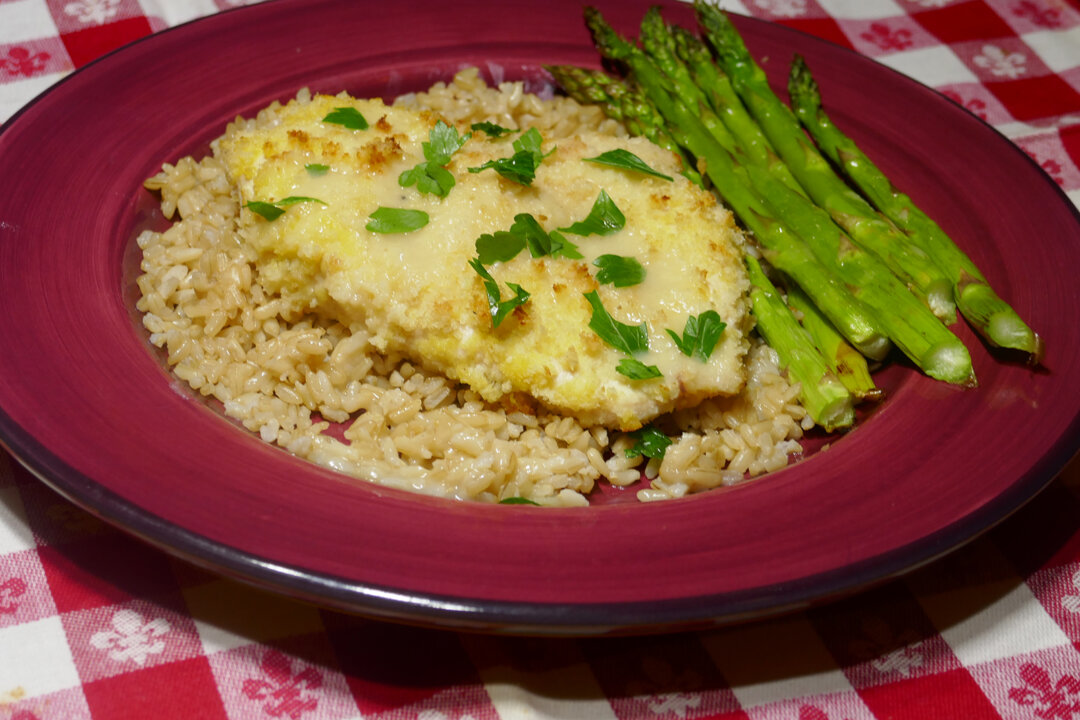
215,92,751,430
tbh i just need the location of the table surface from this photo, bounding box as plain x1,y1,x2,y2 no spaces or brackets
2,0,1080,718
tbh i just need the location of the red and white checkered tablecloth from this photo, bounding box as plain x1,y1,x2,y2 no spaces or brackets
2,0,1080,718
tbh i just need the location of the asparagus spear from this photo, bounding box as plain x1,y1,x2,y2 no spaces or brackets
745,255,855,431
564,20,892,361
667,21,806,199
546,64,703,185
694,0,958,324
785,282,882,401
787,54,1043,362
744,161,975,386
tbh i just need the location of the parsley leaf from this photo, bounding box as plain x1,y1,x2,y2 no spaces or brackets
399,121,471,198
322,106,368,130
499,496,540,505
625,426,673,460
593,254,645,287
475,231,526,265
305,163,330,176
584,148,674,181
666,310,727,361
471,121,514,138
617,358,662,380
245,201,285,221
583,290,649,356
469,257,530,328
468,127,552,185
399,162,456,197
245,196,326,221
513,214,581,259
366,207,429,233
468,152,538,185
474,214,581,264
559,190,625,237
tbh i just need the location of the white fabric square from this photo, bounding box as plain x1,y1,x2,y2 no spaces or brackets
815,0,905,20
0,0,59,45
135,0,219,28
0,487,35,555
0,615,81,698
0,72,68,124
1022,26,1080,74
919,581,1072,666
701,616,855,707
877,45,979,86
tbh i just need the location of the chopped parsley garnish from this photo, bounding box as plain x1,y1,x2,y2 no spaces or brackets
625,425,673,460
475,230,525,265
474,213,581,264
469,257,531,328
583,290,649,356
558,190,625,237
499,496,540,505
366,207,429,233
244,196,326,221
322,106,368,130
584,148,674,181
666,311,726,361
399,120,471,198
468,127,552,185
305,163,330,176
593,254,645,287
471,121,514,138
617,357,662,380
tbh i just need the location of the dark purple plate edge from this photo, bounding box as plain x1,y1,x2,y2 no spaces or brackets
0,2,1077,635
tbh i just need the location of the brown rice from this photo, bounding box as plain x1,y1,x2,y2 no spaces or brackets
135,68,812,507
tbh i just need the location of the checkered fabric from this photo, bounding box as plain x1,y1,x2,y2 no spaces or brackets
1,0,1079,718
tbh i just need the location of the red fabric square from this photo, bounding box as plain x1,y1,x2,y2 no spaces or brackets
36,534,179,613
775,16,855,50
857,667,1001,719
82,656,228,720
60,16,152,68
584,635,746,719
986,74,1080,123
330,621,488,715
910,0,1016,42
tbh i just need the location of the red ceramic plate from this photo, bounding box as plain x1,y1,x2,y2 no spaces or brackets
1,0,1078,635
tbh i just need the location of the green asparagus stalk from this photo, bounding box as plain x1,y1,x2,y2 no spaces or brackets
745,256,855,430
570,17,893,361
787,54,1043,362
546,64,703,185
694,0,958,324
744,161,975,385
785,282,882,401
668,21,806,199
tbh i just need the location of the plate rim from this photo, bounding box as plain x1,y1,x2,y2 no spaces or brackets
1,0,1079,635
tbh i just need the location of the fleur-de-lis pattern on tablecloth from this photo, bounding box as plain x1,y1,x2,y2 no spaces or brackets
973,45,1028,79
63,0,122,25
242,649,322,719
1008,663,1080,719
88,609,171,666
0,49,50,78
861,23,914,52
749,0,807,17
0,576,26,614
